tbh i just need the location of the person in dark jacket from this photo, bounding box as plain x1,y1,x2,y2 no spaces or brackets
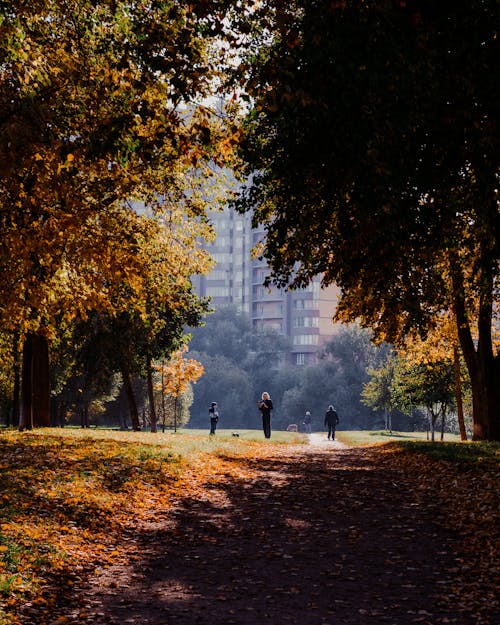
324,405,339,440
209,402,219,435
258,392,273,439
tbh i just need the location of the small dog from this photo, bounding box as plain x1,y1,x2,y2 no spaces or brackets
232,432,240,437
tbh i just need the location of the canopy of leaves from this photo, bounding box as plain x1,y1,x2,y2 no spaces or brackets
235,0,499,344
0,0,236,339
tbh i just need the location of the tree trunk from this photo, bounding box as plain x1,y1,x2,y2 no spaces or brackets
429,409,436,442
455,313,498,441
453,345,467,441
120,360,141,431
32,334,51,427
11,333,20,427
161,361,166,432
146,353,157,433
440,406,446,442
20,333,51,430
451,262,500,441
19,334,34,431
174,395,178,433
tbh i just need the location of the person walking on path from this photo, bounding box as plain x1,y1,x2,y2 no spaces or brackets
209,402,219,435
303,411,312,434
324,405,339,440
258,392,273,439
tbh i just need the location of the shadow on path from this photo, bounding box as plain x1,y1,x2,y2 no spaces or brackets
62,446,481,625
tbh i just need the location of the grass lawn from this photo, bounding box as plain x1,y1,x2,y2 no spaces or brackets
49,426,308,450
334,429,463,446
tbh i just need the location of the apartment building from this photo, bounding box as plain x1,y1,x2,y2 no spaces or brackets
194,208,340,365
192,206,252,314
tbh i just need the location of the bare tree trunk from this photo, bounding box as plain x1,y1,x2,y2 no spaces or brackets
32,334,51,427
20,333,51,429
174,395,178,433
19,334,34,431
453,345,467,441
11,333,20,427
120,360,141,431
451,255,500,441
81,404,89,428
146,353,157,433
161,361,166,433
440,406,446,442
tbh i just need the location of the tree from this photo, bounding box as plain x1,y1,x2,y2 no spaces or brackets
189,305,256,363
188,353,254,429
391,360,456,442
0,0,236,428
235,0,500,440
362,358,396,433
157,347,204,432
276,325,386,430
398,316,472,440
188,306,291,428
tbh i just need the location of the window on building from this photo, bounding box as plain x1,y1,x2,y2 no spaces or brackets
304,299,319,310
293,316,319,328
293,334,319,345
206,286,230,297
207,270,228,281
211,253,230,264
296,353,305,366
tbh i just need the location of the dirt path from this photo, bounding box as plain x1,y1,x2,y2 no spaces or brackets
57,445,485,625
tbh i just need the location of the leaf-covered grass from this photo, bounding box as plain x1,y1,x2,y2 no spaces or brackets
0,430,181,624
376,440,499,621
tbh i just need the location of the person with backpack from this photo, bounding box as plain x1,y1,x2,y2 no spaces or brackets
324,405,339,440
209,402,219,435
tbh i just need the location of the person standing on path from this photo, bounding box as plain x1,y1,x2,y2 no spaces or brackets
258,392,273,439
324,405,339,440
303,411,312,434
209,402,219,435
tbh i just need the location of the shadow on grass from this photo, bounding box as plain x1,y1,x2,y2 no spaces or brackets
394,440,499,467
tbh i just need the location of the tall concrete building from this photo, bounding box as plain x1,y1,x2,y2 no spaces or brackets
192,206,252,314
251,228,339,365
194,208,340,365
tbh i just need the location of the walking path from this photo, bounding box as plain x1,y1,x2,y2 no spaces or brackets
57,443,483,625
308,432,348,448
